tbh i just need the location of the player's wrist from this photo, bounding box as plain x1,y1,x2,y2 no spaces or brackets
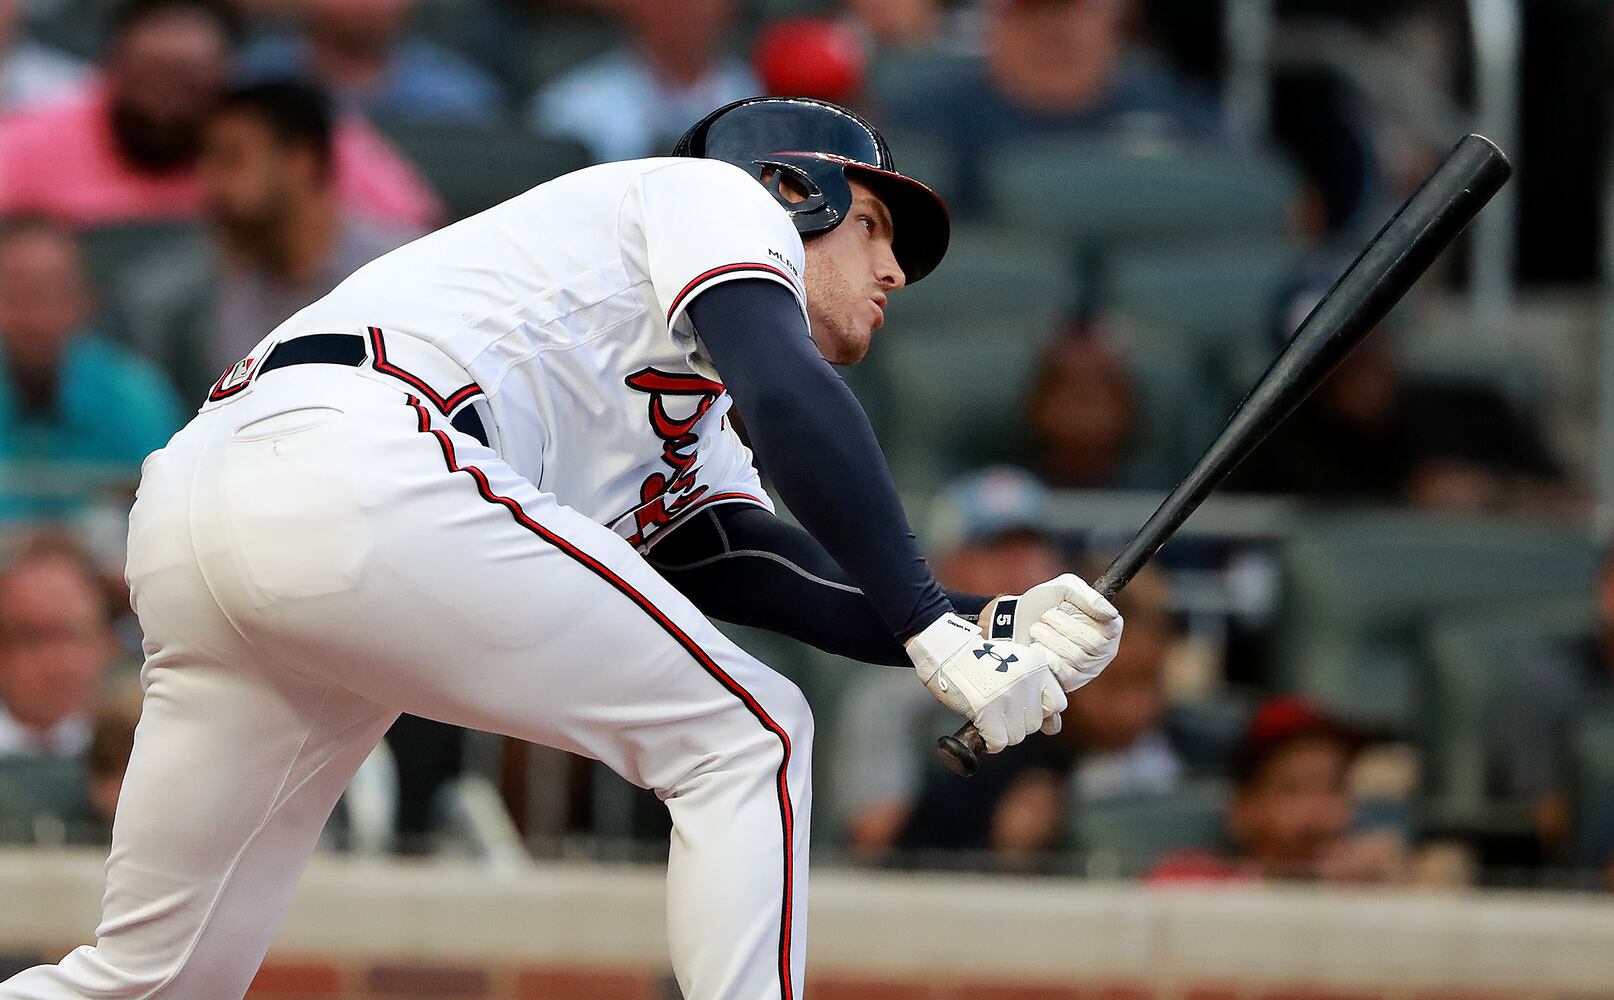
904,612,981,684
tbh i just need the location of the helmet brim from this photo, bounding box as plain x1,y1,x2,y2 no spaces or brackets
844,164,950,285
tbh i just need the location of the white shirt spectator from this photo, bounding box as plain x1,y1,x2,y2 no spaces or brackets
0,703,90,756
1072,729,1183,801
0,39,87,113
528,49,757,164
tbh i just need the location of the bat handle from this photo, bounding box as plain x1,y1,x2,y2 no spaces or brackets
937,724,985,777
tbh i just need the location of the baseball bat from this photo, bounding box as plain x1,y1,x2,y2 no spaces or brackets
937,133,1512,778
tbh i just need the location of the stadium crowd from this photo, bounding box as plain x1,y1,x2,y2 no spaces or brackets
1,0,1612,893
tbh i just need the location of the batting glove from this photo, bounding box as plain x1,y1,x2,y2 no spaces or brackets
979,574,1123,695
905,612,1068,753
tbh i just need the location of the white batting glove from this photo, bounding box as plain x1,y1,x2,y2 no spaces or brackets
905,612,1068,753
979,574,1123,696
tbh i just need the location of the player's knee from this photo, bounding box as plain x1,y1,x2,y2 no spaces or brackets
769,678,814,750
718,679,812,773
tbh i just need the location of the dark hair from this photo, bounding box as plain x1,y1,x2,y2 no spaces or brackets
215,81,337,181
107,0,242,47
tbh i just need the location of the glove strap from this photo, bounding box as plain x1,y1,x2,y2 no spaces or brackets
905,612,981,684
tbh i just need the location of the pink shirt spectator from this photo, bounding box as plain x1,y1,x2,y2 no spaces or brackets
0,83,441,229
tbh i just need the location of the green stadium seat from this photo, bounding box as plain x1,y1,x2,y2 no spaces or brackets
23,0,121,59
1422,605,1597,832
1573,706,1614,863
516,16,623,93
882,225,1080,326
870,315,1058,492
1069,780,1229,878
0,755,97,845
377,121,592,221
1098,240,1300,401
1277,512,1598,731
984,137,1300,256
78,222,206,318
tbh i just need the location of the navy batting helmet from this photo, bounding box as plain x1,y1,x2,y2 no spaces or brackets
673,97,950,283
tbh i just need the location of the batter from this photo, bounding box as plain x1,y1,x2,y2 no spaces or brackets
1,97,1122,1000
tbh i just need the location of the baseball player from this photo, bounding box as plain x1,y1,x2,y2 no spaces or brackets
0,97,1122,1000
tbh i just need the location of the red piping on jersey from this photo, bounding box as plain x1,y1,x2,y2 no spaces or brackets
666,262,796,323
402,395,798,999
369,326,482,413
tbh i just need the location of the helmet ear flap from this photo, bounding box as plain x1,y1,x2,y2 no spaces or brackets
750,157,847,237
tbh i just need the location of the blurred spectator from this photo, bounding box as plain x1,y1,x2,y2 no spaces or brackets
112,81,419,396
753,17,866,106
0,0,88,113
0,0,440,229
1485,545,1614,869
840,0,940,46
838,467,1064,858
0,542,120,756
884,0,1225,211
528,0,757,163
1148,696,1408,884
1228,282,1569,513
893,563,1181,862
0,218,182,517
85,675,143,833
1026,327,1140,490
238,0,504,123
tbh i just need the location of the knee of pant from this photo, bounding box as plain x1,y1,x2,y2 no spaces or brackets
770,680,814,756
718,679,813,774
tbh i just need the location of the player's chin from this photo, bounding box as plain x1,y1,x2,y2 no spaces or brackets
837,323,875,365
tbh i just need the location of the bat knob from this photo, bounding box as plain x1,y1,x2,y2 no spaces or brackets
937,725,983,778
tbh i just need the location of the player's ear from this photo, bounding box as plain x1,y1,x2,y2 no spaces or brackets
760,167,811,206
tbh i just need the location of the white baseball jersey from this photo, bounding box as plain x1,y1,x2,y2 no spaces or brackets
271,157,809,549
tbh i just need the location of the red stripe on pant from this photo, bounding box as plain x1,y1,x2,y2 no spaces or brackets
403,396,797,999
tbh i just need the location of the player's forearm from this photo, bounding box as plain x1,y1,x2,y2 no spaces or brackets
649,504,990,666
688,279,952,642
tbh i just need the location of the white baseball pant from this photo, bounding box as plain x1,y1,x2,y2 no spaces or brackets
0,348,812,1000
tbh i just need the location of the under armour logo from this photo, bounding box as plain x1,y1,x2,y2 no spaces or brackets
974,643,1018,672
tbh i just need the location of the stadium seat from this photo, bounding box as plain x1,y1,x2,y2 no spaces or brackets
1098,239,1300,397
881,224,1081,325
1573,707,1614,865
870,314,1058,492
1069,780,1229,878
984,137,1300,257
864,230,1082,489
78,222,206,322
1277,512,1599,731
514,15,623,94
1421,606,1596,832
23,0,122,58
0,756,97,845
376,121,592,221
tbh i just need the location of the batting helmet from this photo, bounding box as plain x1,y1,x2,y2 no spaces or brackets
673,97,950,284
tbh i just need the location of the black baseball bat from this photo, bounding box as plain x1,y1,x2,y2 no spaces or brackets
937,133,1513,778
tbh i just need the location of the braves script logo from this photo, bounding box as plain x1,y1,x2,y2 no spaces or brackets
622,367,726,546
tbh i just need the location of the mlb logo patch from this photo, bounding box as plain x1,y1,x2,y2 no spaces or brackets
208,355,256,401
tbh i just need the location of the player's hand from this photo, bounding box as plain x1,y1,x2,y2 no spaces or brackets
905,612,1067,753
979,574,1123,695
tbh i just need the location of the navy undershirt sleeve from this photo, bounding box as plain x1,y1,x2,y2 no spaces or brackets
649,504,990,667
684,277,953,643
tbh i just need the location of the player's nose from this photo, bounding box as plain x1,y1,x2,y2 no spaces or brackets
875,243,905,291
